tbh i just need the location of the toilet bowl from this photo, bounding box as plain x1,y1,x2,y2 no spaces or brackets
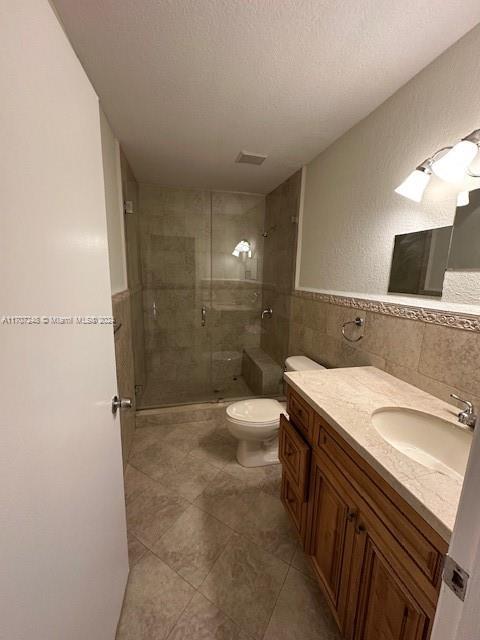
226,355,325,467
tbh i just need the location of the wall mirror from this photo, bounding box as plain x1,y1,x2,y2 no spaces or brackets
388,226,452,297
448,188,480,270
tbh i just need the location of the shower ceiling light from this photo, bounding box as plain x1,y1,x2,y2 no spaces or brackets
232,240,252,258
395,128,480,203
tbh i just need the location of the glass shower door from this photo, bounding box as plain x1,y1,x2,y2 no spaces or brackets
137,185,267,407
139,185,212,407
210,191,265,400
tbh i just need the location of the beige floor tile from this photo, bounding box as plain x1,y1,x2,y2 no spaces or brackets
167,592,250,640
199,534,288,639
152,505,233,588
220,461,283,499
188,432,237,469
158,454,221,501
263,567,340,640
193,471,258,530
126,478,189,547
222,460,282,493
162,420,219,453
129,440,187,482
124,464,155,503
234,490,297,563
290,543,316,579
130,424,172,455
139,374,254,407
116,552,195,640
127,532,148,568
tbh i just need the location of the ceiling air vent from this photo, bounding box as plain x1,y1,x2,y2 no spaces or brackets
235,151,267,165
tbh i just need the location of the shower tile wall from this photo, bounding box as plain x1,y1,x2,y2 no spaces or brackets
140,186,211,403
138,185,265,405
260,170,302,366
211,192,265,391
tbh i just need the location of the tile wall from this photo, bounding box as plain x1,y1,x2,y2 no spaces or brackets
288,293,480,407
260,170,480,408
123,160,479,410
211,191,265,390
137,185,265,403
260,170,302,366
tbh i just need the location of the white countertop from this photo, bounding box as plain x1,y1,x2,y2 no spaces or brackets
284,366,467,541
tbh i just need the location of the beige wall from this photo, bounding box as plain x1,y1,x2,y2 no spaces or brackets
298,24,480,314
120,151,146,393
255,167,480,410
289,292,480,410
99,109,127,295
261,170,302,365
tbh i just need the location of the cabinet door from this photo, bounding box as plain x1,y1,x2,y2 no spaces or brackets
351,524,429,640
279,415,311,500
281,472,308,544
308,453,356,626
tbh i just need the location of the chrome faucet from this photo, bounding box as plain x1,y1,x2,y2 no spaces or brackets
450,394,477,429
261,307,273,319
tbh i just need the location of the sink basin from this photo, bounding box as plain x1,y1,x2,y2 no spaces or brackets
371,407,472,479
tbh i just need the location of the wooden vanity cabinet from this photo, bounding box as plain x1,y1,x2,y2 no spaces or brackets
281,386,447,640
348,523,429,640
307,450,357,629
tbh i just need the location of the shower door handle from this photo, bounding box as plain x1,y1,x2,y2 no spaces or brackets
201,306,206,326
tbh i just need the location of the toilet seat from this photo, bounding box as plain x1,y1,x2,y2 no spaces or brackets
226,398,286,427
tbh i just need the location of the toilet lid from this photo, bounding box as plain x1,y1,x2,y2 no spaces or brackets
226,398,287,426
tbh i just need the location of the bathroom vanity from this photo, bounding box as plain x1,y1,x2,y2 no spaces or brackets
280,366,468,640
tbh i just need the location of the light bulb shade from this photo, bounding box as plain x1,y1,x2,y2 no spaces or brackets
232,239,252,257
395,169,431,203
457,190,470,207
432,140,478,184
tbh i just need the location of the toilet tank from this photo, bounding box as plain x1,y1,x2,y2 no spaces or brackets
284,355,325,372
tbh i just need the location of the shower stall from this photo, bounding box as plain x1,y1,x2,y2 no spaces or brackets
131,185,271,408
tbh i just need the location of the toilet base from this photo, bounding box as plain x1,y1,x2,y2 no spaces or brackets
236,436,279,468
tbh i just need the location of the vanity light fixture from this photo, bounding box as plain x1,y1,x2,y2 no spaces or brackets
432,133,480,183
395,128,480,203
394,162,432,203
232,239,252,258
457,190,470,207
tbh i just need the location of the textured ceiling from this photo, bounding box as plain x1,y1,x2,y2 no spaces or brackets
53,0,480,194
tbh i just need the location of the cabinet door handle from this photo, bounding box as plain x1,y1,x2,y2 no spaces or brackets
347,509,357,523
355,522,366,534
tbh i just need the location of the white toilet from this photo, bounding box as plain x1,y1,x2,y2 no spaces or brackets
226,355,325,467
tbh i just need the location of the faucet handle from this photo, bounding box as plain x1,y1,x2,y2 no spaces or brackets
450,394,474,413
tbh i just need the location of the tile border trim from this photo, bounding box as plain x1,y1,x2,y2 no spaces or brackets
292,290,480,333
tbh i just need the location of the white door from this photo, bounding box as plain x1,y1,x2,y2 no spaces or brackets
0,2,128,639
431,415,480,640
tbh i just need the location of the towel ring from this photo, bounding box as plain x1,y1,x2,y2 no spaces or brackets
342,317,365,342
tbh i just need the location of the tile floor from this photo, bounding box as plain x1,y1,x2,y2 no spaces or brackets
139,374,255,408
117,408,341,640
